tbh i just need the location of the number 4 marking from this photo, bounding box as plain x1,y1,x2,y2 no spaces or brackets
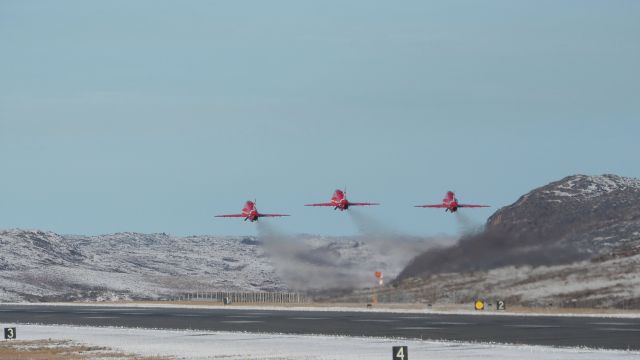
393,345,407,360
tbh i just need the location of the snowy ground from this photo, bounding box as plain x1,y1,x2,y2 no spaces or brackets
6,323,639,360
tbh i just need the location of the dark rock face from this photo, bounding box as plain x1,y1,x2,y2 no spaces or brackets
487,174,640,257
398,174,640,280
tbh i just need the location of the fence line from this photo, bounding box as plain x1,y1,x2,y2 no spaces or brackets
172,291,308,304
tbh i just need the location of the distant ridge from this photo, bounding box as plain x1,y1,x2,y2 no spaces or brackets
0,229,434,302
0,230,283,302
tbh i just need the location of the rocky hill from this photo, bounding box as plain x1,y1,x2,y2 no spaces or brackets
487,174,640,260
398,174,640,279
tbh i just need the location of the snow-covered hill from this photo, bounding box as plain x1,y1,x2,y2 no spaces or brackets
0,229,437,302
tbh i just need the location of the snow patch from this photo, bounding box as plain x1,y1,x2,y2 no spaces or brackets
543,175,640,201
10,324,640,360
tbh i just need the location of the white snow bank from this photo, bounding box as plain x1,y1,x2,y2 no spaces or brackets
7,324,639,360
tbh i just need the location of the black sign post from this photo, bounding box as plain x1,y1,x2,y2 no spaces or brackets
497,300,506,310
392,346,408,360
4,327,16,340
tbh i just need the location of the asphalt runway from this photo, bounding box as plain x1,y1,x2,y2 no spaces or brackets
0,304,638,350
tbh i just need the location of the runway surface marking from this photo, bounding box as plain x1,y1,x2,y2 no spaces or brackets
395,326,443,330
505,324,562,328
119,312,151,315
221,320,263,324
398,316,429,319
290,317,328,320
597,328,640,332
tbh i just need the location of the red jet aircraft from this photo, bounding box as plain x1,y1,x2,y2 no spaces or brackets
415,191,489,213
215,201,289,222
305,189,379,211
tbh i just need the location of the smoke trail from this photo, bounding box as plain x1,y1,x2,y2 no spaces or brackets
255,218,445,291
256,221,287,242
256,221,367,290
347,207,454,282
454,212,482,236
347,207,397,238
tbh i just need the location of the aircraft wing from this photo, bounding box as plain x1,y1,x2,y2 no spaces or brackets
258,214,290,217
458,204,490,208
304,203,335,206
349,202,380,206
414,204,447,208
214,214,245,218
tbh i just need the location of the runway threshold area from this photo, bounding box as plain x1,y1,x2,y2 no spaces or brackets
0,304,638,350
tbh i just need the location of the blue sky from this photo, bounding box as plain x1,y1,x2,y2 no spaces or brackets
1,1,639,236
